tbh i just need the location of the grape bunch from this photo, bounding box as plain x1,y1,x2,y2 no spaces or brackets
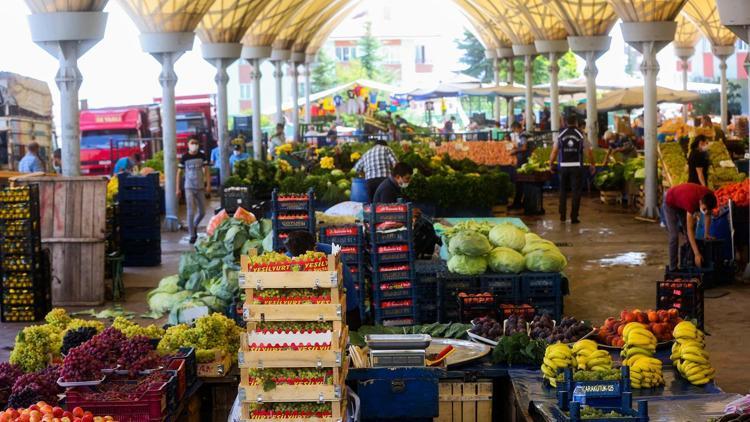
247,252,290,266
61,327,98,356
61,344,105,382
117,336,160,374
44,308,72,329
254,321,332,334
9,325,61,372
112,316,165,339
9,366,61,407
0,362,22,389
246,368,334,391
572,368,621,381
87,327,127,364
156,314,241,364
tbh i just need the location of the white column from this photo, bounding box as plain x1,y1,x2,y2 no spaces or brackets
714,46,734,131
27,11,107,176
524,55,534,131
682,57,690,122
157,52,181,231
56,42,83,176
584,52,598,147
641,42,659,218
549,53,560,136
273,60,284,125
507,58,514,126
304,63,312,123
249,59,263,160
621,21,675,219
290,61,300,141
493,57,501,122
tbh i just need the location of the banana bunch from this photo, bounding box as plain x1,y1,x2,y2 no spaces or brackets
541,342,576,387
620,323,657,366
628,355,665,389
573,339,612,371
672,321,714,385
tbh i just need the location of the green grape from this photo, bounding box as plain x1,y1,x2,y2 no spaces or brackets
10,325,61,372
65,318,105,334
44,308,72,330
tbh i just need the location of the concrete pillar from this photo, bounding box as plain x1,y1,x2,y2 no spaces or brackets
675,47,694,123
304,62,312,123
202,43,241,185
493,57,501,122
242,46,272,160
621,21,676,219
291,52,304,141
569,36,611,149
27,12,108,176
507,58,514,127
535,40,568,141
140,32,194,231
513,44,537,132
498,47,514,128
713,45,735,131
271,49,290,126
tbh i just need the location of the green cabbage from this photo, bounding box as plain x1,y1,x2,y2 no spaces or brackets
525,233,542,243
522,239,559,255
525,249,567,272
488,224,526,251
447,254,488,275
147,290,192,314
448,231,492,257
487,247,525,273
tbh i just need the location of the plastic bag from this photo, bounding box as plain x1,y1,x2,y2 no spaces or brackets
207,210,229,236
233,207,257,224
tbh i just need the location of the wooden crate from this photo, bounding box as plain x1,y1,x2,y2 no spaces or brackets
237,362,348,402
599,191,621,205
243,289,345,322
240,398,346,422
12,175,107,306
238,327,347,369
435,381,492,422
197,350,233,378
239,255,344,290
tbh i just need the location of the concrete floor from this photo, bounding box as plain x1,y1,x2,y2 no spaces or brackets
1,193,749,393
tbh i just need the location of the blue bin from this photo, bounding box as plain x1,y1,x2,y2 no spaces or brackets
351,178,369,203
348,367,444,420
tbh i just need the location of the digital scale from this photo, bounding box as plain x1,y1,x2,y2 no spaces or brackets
365,334,432,368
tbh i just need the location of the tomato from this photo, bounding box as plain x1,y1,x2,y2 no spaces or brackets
72,408,84,419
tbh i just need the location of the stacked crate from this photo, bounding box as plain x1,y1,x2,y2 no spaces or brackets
414,260,446,324
271,189,315,251
658,269,704,329
365,203,416,326
320,225,367,320
237,252,347,421
435,272,479,323
0,185,50,322
520,273,564,320
117,173,161,267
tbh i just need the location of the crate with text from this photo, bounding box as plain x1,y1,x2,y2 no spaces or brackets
240,399,347,422
238,324,348,369
238,360,349,403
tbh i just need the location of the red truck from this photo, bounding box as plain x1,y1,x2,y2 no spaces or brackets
79,95,216,175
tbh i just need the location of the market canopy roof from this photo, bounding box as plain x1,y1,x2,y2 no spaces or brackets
674,13,702,49
196,0,265,44
682,0,737,47
546,0,619,37
461,84,547,98
118,0,215,33
597,86,701,112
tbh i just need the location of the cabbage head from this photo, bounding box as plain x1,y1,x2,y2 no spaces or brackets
525,233,542,243
525,249,567,272
447,254,488,275
522,239,560,255
487,247,525,273
488,224,526,251
448,231,492,257
147,289,192,314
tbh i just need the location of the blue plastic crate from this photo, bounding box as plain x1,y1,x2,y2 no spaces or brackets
117,173,160,202
372,282,415,301
557,367,631,407
521,272,563,299
369,243,414,265
415,260,447,276
371,264,413,282
363,202,412,224
416,305,438,324
554,390,649,422
369,227,411,244
373,302,415,319
119,226,160,241
480,273,520,302
437,272,480,297
272,189,315,212
319,225,363,246
339,244,364,264
273,216,314,230
527,297,563,321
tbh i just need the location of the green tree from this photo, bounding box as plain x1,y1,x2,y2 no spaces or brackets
496,52,579,85
336,60,367,84
358,21,381,80
456,29,493,83
311,49,336,93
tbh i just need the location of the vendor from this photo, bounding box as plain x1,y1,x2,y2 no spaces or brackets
373,162,413,204
663,183,717,270
602,131,637,164
113,152,141,175
352,140,398,202
284,231,361,330
702,115,726,142
509,122,529,210
268,123,286,158
229,144,249,174
687,135,710,186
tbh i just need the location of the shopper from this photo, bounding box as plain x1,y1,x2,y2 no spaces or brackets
443,116,455,141
663,183,717,270
549,115,595,224
113,153,142,175
509,121,529,210
602,131,637,164
177,138,210,244
687,135,710,186
18,142,44,173
373,162,413,204
229,144,249,174
268,123,286,158
702,114,726,142
284,231,361,330
52,148,62,174
352,140,397,202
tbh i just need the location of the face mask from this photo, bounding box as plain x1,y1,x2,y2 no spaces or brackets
233,150,241,156
399,182,410,189
188,144,199,153
701,145,709,152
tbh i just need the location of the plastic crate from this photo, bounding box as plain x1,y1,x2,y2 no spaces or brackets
171,347,197,388
119,226,161,242
369,243,414,265
557,367,631,408
373,281,414,301
371,264,412,282
554,390,648,422
659,268,705,329
118,173,160,202
167,359,186,399
526,297,563,321
1,287,48,307
520,272,563,299
364,203,412,224
373,303,416,323
416,306,438,324
273,216,313,230
1,303,48,322
339,245,363,263
65,378,170,422
221,186,252,214
319,225,363,246
272,189,314,212
457,292,497,323
499,303,537,320
480,273,520,302
164,369,179,413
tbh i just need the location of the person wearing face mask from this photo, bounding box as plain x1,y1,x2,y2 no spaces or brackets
229,144,249,174
663,183,717,270
687,135,710,186
373,162,413,204
177,138,210,244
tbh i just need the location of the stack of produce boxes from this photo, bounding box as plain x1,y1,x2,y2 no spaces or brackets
0,185,49,322
271,189,315,251
320,225,366,320
520,273,564,320
414,260,446,323
237,251,348,421
365,203,416,326
117,173,161,266
658,269,704,329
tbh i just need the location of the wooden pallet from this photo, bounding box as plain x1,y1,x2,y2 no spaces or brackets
238,362,349,402
435,381,492,422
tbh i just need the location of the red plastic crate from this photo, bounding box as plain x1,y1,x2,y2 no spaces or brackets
167,358,186,399
65,380,169,422
499,303,536,320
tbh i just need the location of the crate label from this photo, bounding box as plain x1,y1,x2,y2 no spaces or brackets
371,204,408,213
340,246,359,255
377,244,409,253
325,226,358,236
381,264,409,272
